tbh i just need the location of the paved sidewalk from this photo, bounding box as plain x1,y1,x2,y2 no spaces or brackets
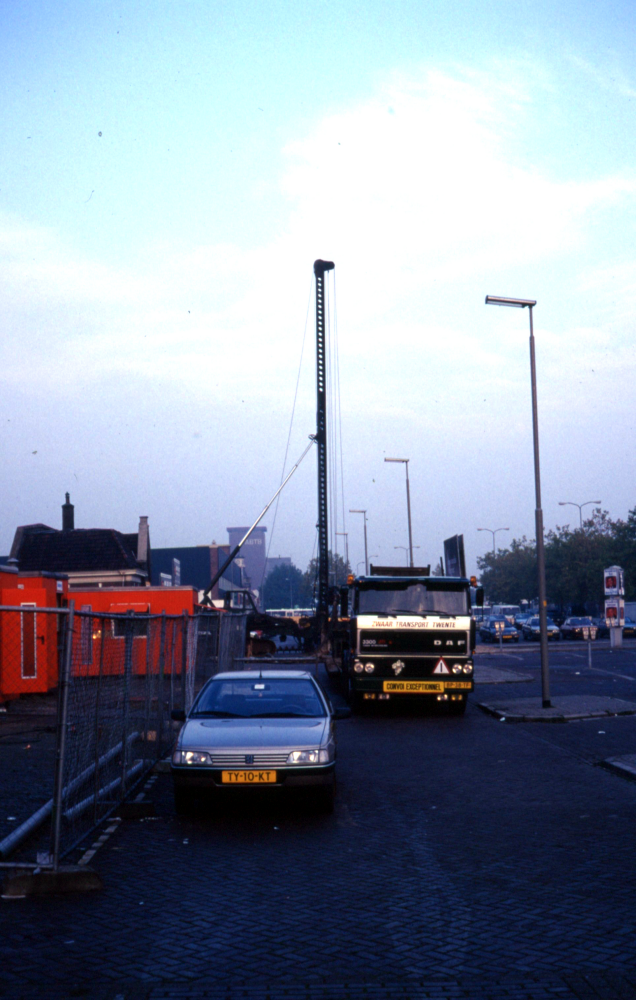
478,693,636,722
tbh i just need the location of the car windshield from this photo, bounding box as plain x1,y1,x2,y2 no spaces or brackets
569,618,591,626
191,678,327,719
357,582,469,615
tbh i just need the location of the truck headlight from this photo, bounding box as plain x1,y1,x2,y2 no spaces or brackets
172,750,210,765
452,664,462,674
463,663,473,674
353,661,364,673
364,662,375,673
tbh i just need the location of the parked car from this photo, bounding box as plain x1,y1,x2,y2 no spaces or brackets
560,617,597,640
171,670,349,814
479,617,519,643
521,616,561,641
513,613,531,631
623,618,636,638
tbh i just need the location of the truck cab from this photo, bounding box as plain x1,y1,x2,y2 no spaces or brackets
345,568,475,714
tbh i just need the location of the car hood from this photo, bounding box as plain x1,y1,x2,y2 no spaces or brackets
179,716,329,751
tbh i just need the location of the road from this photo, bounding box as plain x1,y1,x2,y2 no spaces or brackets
1,643,636,1000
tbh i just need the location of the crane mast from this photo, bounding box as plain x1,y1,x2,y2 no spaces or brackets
314,258,334,632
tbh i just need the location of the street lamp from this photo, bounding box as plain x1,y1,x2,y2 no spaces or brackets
395,545,420,566
384,457,414,567
558,500,601,530
349,510,368,575
336,531,349,573
486,294,551,707
477,527,509,555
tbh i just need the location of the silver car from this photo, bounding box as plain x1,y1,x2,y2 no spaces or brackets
171,670,349,814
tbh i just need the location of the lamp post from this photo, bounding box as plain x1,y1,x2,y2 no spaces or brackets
349,510,369,575
558,500,601,530
385,457,414,567
395,545,420,566
485,294,551,707
477,526,509,555
336,532,349,574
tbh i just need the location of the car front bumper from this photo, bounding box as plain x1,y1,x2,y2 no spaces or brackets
171,762,336,792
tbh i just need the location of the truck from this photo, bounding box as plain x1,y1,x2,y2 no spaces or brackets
342,566,476,714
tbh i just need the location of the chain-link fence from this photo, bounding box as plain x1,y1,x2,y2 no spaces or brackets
0,604,244,867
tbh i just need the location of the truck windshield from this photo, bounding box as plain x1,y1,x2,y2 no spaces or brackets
358,583,469,616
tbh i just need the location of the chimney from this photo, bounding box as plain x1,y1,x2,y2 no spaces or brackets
62,493,74,531
137,516,149,567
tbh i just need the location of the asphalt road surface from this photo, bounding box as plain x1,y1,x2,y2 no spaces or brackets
2,643,636,1000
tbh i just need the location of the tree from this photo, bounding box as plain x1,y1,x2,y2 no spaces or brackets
477,537,537,604
263,564,311,610
302,550,351,603
476,507,636,613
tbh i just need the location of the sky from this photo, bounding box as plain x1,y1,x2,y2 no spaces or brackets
2,0,636,585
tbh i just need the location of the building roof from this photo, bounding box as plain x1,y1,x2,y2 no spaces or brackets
12,526,146,575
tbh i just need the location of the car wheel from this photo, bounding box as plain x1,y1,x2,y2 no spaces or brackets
315,779,335,814
174,785,196,815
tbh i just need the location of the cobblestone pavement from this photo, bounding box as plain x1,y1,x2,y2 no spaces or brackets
1,649,636,999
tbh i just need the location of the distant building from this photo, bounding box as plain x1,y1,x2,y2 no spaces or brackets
151,543,243,601
8,494,151,590
227,526,267,598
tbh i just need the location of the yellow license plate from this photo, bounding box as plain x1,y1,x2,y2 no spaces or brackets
221,770,277,784
445,681,472,690
383,680,444,693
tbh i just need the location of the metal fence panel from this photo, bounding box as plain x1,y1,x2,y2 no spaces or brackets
218,614,248,672
0,606,213,864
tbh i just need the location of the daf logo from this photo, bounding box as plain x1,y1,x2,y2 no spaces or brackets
392,660,405,676
245,754,255,765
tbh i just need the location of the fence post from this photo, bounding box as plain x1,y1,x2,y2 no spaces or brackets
181,612,188,711
50,601,75,870
157,613,167,753
119,613,134,801
144,614,153,756
93,617,106,824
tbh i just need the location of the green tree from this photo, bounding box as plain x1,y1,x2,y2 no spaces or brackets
302,550,351,602
263,564,311,610
477,537,537,604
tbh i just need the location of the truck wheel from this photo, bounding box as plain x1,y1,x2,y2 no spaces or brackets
448,698,467,716
350,692,365,714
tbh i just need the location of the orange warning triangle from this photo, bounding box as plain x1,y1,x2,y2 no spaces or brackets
433,659,450,675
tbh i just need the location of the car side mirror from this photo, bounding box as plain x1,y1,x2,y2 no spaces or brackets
333,705,351,720
171,709,186,722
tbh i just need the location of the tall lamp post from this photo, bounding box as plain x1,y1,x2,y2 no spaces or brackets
385,457,414,567
395,544,420,565
477,526,509,555
349,510,369,575
485,294,551,708
558,500,601,530
336,531,349,574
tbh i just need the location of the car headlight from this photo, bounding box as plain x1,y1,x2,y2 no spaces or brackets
452,664,462,674
364,662,375,673
463,663,473,674
286,749,332,765
353,661,364,673
172,750,211,765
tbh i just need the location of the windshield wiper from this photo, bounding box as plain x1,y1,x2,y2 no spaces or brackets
192,710,249,718
380,610,456,617
249,711,321,719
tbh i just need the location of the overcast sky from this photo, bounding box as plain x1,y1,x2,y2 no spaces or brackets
2,0,636,581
